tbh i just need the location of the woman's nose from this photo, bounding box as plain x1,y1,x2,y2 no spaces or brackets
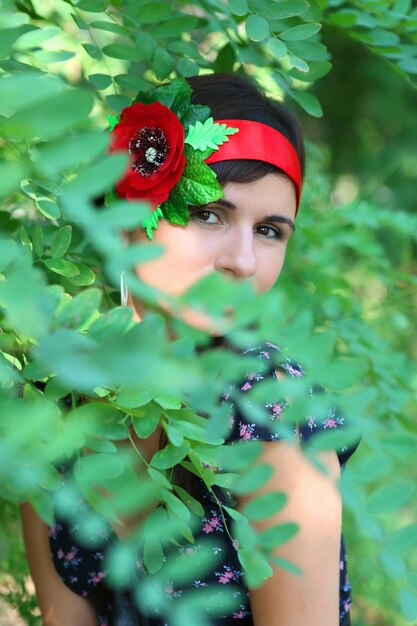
214,228,257,279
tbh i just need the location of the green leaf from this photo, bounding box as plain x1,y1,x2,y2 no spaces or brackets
106,95,131,114
90,20,129,35
270,555,301,575
214,43,237,73
31,222,44,258
34,130,109,177
13,26,60,49
242,491,288,521
259,522,299,549
160,488,190,520
290,56,309,72
230,0,248,16
289,60,332,82
152,16,198,37
81,43,102,59
367,481,415,514
102,43,141,61
0,159,25,198
43,258,80,277
132,401,162,438
88,73,112,90
177,57,199,77
31,50,75,64
268,37,287,59
134,33,158,60
114,74,152,92
238,548,273,586
65,153,128,197
50,225,72,258
74,453,125,483
185,118,239,151
147,467,172,489
233,463,274,495
399,589,417,621
165,423,184,447
218,441,263,471
290,90,323,117
143,509,166,573
105,542,138,587
280,23,322,41
35,197,61,219
246,14,269,42
135,2,173,23
173,484,204,516
0,89,94,139
77,0,108,11
150,441,190,470
268,0,309,18
152,48,175,79
66,264,96,287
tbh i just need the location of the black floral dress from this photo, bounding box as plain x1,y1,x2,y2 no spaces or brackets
48,342,358,625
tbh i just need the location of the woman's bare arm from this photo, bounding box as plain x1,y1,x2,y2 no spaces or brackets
20,502,96,626
238,442,342,626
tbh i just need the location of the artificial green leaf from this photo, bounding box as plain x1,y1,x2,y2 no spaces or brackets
246,14,269,42
185,118,239,151
50,225,72,258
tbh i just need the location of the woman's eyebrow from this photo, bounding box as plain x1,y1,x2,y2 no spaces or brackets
209,198,296,232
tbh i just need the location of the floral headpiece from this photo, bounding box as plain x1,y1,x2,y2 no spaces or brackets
108,78,238,239
108,78,303,239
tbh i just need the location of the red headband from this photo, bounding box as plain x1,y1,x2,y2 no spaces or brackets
205,119,302,215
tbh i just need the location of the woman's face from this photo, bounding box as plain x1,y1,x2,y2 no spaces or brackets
131,172,297,327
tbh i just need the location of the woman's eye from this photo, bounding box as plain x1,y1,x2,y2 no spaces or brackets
257,224,283,240
190,209,220,224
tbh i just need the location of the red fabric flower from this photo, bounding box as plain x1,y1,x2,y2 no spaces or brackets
110,102,186,208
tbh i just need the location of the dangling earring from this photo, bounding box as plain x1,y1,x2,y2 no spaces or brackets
120,270,128,307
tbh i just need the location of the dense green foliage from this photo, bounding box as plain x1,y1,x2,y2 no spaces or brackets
0,0,416,624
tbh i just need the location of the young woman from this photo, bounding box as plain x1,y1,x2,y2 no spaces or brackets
21,73,356,626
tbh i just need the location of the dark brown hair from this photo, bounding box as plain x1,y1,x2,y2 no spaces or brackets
187,73,305,188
